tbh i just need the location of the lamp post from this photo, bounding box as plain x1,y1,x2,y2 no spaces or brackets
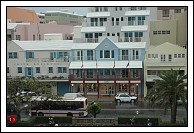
71,84,74,93
136,84,138,101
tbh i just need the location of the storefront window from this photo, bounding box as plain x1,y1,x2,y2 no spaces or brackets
100,84,114,95
118,83,127,92
130,84,135,95
86,84,96,92
75,84,84,93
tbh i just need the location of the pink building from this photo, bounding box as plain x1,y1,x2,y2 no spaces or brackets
8,23,74,41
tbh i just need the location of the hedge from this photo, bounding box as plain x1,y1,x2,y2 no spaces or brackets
13,116,72,126
34,116,72,125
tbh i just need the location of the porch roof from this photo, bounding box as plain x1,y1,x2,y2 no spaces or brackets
69,61,142,69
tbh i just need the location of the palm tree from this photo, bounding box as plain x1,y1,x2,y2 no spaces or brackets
145,68,187,124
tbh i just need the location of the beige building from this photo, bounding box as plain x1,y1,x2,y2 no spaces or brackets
144,42,187,97
150,7,187,48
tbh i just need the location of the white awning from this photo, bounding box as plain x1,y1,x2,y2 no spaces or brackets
87,12,110,18
81,27,106,33
125,10,150,16
121,25,148,32
69,61,142,69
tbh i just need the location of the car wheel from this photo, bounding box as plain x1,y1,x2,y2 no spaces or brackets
131,99,135,103
117,99,121,103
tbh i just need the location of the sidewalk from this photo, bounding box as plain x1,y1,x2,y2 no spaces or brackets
87,95,115,102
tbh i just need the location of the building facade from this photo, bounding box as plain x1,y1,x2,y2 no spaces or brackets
7,22,74,41
36,13,46,24
7,7,159,101
7,40,72,95
70,7,157,100
149,7,187,48
7,38,146,100
44,9,84,26
144,42,187,97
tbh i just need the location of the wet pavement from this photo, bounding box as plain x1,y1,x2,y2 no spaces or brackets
19,101,187,122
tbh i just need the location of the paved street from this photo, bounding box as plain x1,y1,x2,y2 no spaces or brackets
19,101,187,122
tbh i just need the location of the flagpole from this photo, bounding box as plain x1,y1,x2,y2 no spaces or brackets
81,59,86,97
114,59,116,96
127,61,130,95
96,59,99,99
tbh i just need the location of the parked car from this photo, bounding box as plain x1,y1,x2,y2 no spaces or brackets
115,93,137,103
177,97,187,105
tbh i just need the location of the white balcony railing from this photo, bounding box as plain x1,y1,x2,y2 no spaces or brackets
82,22,107,27
118,37,142,42
146,60,187,67
85,38,99,43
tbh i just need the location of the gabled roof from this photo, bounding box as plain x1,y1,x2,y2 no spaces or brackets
147,42,187,52
72,43,99,49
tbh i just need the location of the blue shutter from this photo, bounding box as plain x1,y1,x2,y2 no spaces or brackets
57,52,59,58
25,67,27,77
54,52,56,58
26,52,29,59
32,52,34,59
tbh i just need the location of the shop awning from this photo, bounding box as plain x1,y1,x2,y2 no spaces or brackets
69,61,142,69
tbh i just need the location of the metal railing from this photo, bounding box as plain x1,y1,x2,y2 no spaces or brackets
82,22,107,27
85,38,99,43
26,57,70,62
118,37,142,42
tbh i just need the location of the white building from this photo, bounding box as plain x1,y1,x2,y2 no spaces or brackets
74,7,157,47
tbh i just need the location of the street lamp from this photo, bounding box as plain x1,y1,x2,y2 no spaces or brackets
71,84,74,93
136,84,138,100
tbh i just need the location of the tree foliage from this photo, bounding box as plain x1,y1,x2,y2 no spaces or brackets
145,68,187,124
7,77,51,121
87,102,101,118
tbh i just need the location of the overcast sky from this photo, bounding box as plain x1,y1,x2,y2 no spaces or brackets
20,7,88,16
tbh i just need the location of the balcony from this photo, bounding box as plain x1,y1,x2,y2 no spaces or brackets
26,57,70,62
118,55,129,60
69,74,140,81
72,56,94,61
82,22,107,27
118,37,142,42
146,60,187,67
36,75,68,81
85,38,99,43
